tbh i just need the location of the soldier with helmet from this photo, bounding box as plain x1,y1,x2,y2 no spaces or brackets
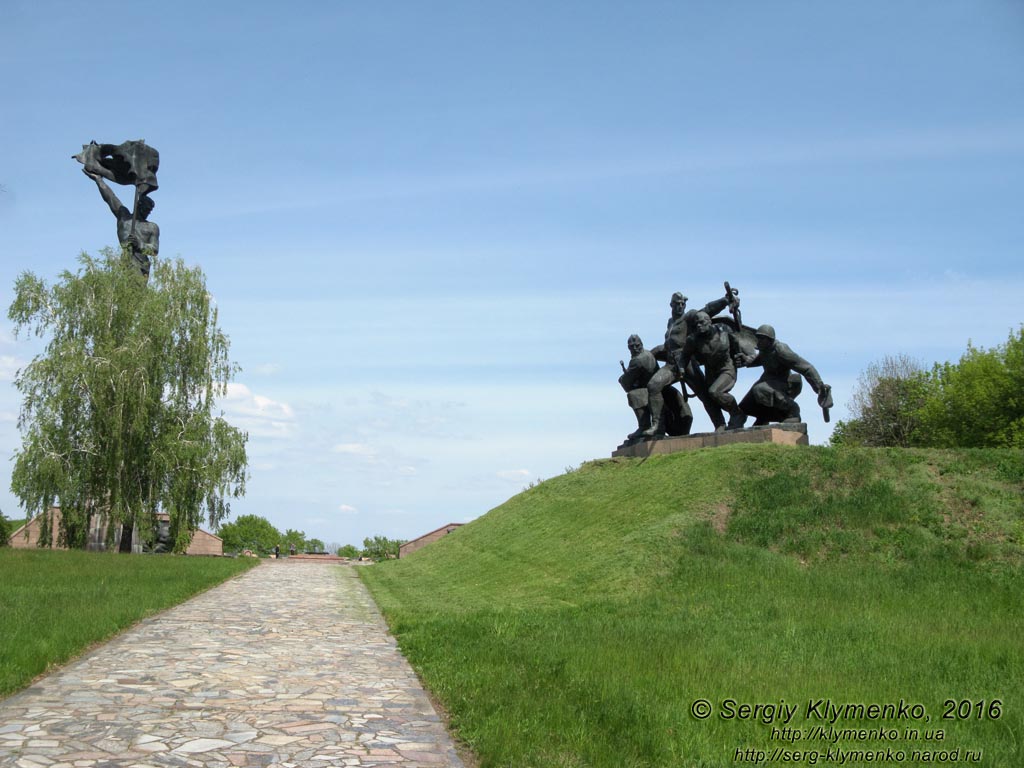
734,324,832,425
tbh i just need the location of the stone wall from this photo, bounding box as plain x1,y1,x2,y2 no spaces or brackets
7,510,59,549
185,529,223,556
399,523,463,558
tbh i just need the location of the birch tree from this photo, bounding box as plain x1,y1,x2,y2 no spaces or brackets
8,248,247,552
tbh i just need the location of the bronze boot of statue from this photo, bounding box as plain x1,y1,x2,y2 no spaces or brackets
726,407,748,430
641,391,666,438
781,399,802,423
627,408,650,439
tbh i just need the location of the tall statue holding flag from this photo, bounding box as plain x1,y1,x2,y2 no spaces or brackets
73,140,160,279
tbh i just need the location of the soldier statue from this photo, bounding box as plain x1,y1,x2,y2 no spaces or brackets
643,289,735,436
673,311,748,431
734,324,833,425
618,334,691,440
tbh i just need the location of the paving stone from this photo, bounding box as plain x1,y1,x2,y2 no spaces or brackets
0,563,464,767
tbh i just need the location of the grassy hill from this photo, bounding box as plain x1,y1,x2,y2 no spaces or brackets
1,517,28,538
361,444,1023,768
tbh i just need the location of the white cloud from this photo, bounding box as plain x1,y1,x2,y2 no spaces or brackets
497,469,531,481
0,355,24,382
371,392,412,410
344,391,467,439
332,442,377,456
338,504,358,514
222,382,296,438
325,437,426,488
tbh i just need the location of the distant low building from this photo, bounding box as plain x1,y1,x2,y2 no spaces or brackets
399,523,463,558
182,525,224,556
7,507,222,556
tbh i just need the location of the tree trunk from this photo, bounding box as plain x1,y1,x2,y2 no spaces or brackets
118,516,135,553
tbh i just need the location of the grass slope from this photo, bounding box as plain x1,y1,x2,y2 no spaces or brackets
361,445,1024,768
2,518,28,533
0,550,259,697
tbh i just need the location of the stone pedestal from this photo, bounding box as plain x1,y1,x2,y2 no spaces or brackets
612,422,808,458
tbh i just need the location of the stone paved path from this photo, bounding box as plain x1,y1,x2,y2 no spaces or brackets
0,562,465,768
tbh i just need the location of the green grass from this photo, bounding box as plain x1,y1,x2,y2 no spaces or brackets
361,445,1024,767
2,518,28,532
0,549,259,697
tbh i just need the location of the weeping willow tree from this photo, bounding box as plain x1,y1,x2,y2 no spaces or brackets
8,248,248,553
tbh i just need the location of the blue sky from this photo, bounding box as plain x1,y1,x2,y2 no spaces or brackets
2,2,1022,548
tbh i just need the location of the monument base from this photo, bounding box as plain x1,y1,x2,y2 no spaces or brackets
612,422,808,458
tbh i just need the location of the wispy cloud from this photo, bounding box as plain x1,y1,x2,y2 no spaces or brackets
325,436,428,492
0,355,24,382
497,469,531,481
364,391,468,438
222,383,296,438
338,504,358,514
332,442,377,457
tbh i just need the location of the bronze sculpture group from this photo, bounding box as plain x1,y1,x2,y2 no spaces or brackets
618,283,832,442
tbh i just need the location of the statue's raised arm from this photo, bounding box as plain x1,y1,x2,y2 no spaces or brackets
74,140,160,279
83,168,130,219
